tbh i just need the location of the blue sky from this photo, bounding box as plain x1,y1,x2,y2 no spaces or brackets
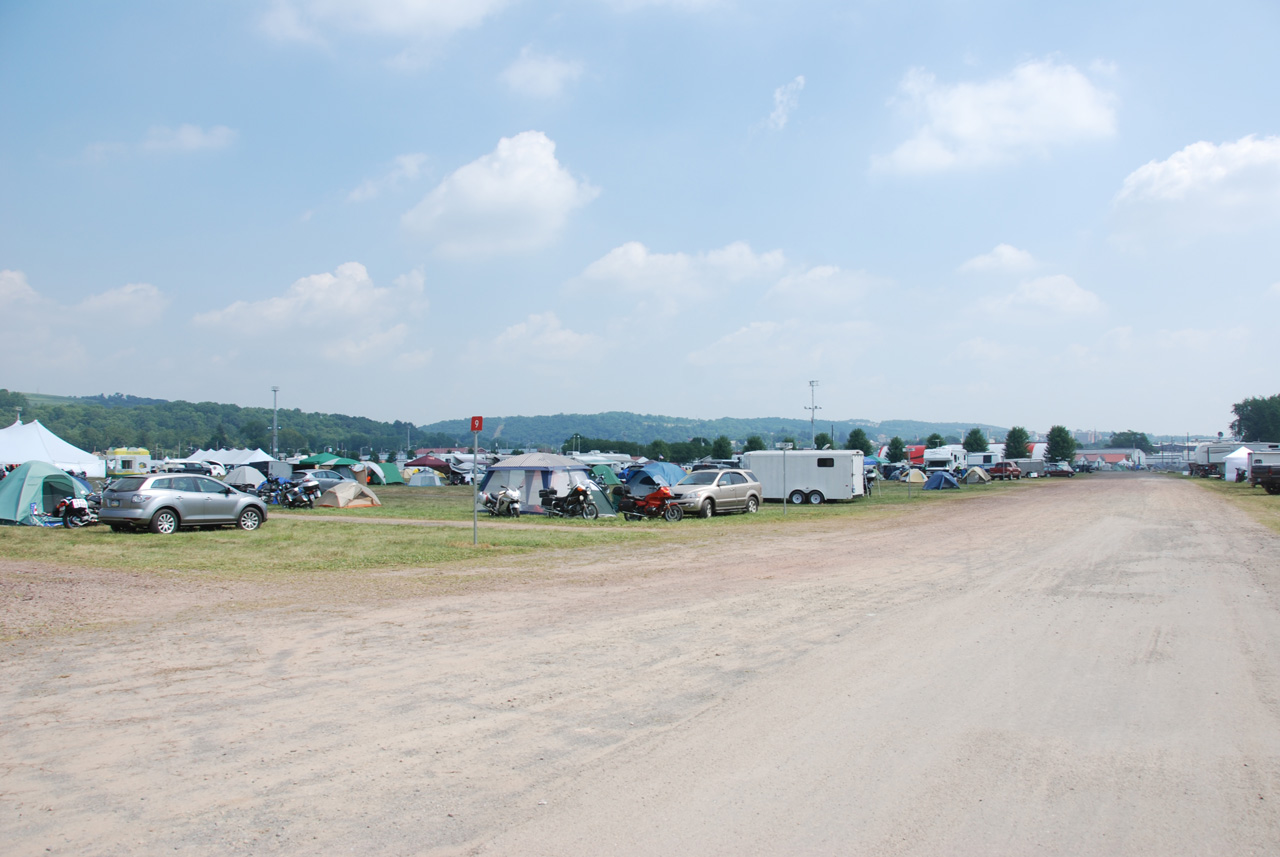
2,0,1277,436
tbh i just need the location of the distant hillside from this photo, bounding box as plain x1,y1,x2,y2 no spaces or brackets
419,412,1011,449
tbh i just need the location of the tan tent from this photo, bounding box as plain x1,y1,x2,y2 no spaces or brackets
901,468,926,484
318,481,381,508
962,467,993,484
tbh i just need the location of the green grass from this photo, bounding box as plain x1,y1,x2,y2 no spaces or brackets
0,478,1038,578
1177,474,1280,534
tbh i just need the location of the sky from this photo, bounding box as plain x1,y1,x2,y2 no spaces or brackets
2,0,1277,436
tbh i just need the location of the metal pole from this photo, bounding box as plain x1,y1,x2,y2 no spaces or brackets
472,429,479,546
271,386,279,459
806,380,820,447
782,446,787,516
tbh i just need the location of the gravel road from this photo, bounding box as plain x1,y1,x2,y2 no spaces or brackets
2,474,1278,855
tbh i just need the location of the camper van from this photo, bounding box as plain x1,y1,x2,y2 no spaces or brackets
106,447,153,478
923,445,966,472
739,449,864,504
966,450,1005,469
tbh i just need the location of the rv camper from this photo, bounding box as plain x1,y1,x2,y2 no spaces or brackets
922,445,966,473
739,449,865,504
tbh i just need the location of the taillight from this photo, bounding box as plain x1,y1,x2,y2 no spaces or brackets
131,494,151,503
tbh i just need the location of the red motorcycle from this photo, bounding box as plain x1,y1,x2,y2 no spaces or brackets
617,486,683,522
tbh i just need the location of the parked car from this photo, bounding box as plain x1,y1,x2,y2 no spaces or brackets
161,461,213,476
670,468,763,518
292,469,352,492
1046,463,1076,478
100,474,267,534
987,461,1022,480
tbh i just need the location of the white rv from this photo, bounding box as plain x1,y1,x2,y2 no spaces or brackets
922,445,966,472
966,449,1005,469
739,449,864,504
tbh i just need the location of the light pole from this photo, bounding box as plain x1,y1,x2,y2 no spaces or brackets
806,380,820,448
271,386,279,459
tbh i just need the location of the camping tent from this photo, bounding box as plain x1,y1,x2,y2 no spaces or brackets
368,462,405,485
899,468,926,484
623,461,688,497
317,482,381,508
224,465,267,492
1224,447,1251,482
191,448,275,467
0,419,105,478
0,460,89,525
406,454,452,473
407,470,443,486
590,464,621,486
924,471,960,490
480,452,614,516
962,468,993,484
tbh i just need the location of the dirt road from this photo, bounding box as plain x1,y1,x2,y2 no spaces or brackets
3,475,1278,855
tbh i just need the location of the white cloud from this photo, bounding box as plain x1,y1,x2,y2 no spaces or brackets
686,319,874,373
768,75,805,131
0,271,169,375
348,153,429,202
763,265,886,304
492,312,599,356
578,240,784,314
1114,136,1280,233
985,275,1103,316
874,59,1117,173
261,0,508,43
953,337,1015,362
403,131,599,255
1270,282,1280,297
501,48,584,98
84,124,237,161
195,263,430,366
959,243,1036,273
142,124,237,152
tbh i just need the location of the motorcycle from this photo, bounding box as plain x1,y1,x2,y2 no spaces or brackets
539,484,599,519
54,494,100,528
617,486,683,522
284,476,323,508
481,486,521,517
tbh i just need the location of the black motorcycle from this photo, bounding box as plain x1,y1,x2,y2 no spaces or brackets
539,484,599,519
55,494,100,528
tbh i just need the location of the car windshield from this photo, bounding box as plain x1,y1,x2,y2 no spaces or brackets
109,477,148,492
678,472,719,486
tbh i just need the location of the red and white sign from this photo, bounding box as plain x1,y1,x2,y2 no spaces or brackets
470,416,484,432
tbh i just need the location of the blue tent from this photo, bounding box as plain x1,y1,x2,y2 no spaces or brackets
623,461,688,496
923,471,960,490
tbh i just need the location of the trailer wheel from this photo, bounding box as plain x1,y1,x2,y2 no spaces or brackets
806,490,824,505
787,489,806,504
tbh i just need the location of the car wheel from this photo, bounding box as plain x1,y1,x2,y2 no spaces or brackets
149,508,179,535
582,503,599,520
745,495,759,514
699,499,714,518
807,491,824,505
787,489,806,505
663,504,683,522
1265,483,1280,495
237,507,263,531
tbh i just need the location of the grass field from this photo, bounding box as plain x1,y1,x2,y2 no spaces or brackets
1179,474,1280,534
0,478,1039,578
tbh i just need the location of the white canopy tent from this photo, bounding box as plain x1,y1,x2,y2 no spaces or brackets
0,419,105,478
1224,447,1251,483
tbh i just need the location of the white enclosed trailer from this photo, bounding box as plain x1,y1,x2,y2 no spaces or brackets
739,449,865,504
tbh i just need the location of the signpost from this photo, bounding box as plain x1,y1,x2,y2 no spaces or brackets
471,416,483,545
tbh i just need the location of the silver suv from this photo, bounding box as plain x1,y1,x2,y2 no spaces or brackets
101,474,268,534
671,468,763,518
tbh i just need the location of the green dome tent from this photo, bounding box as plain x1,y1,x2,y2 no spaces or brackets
0,460,88,526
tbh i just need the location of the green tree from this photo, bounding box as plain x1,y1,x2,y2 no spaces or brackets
241,418,270,449
0,389,29,422
647,439,671,460
1231,394,1280,442
743,435,766,452
845,428,873,454
712,435,733,459
1003,426,1031,460
1109,430,1155,454
205,423,231,449
1046,425,1077,463
925,433,945,449
813,431,834,450
886,436,907,463
962,428,989,453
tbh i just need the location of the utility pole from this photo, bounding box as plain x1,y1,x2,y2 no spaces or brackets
805,380,821,448
271,386,280,459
